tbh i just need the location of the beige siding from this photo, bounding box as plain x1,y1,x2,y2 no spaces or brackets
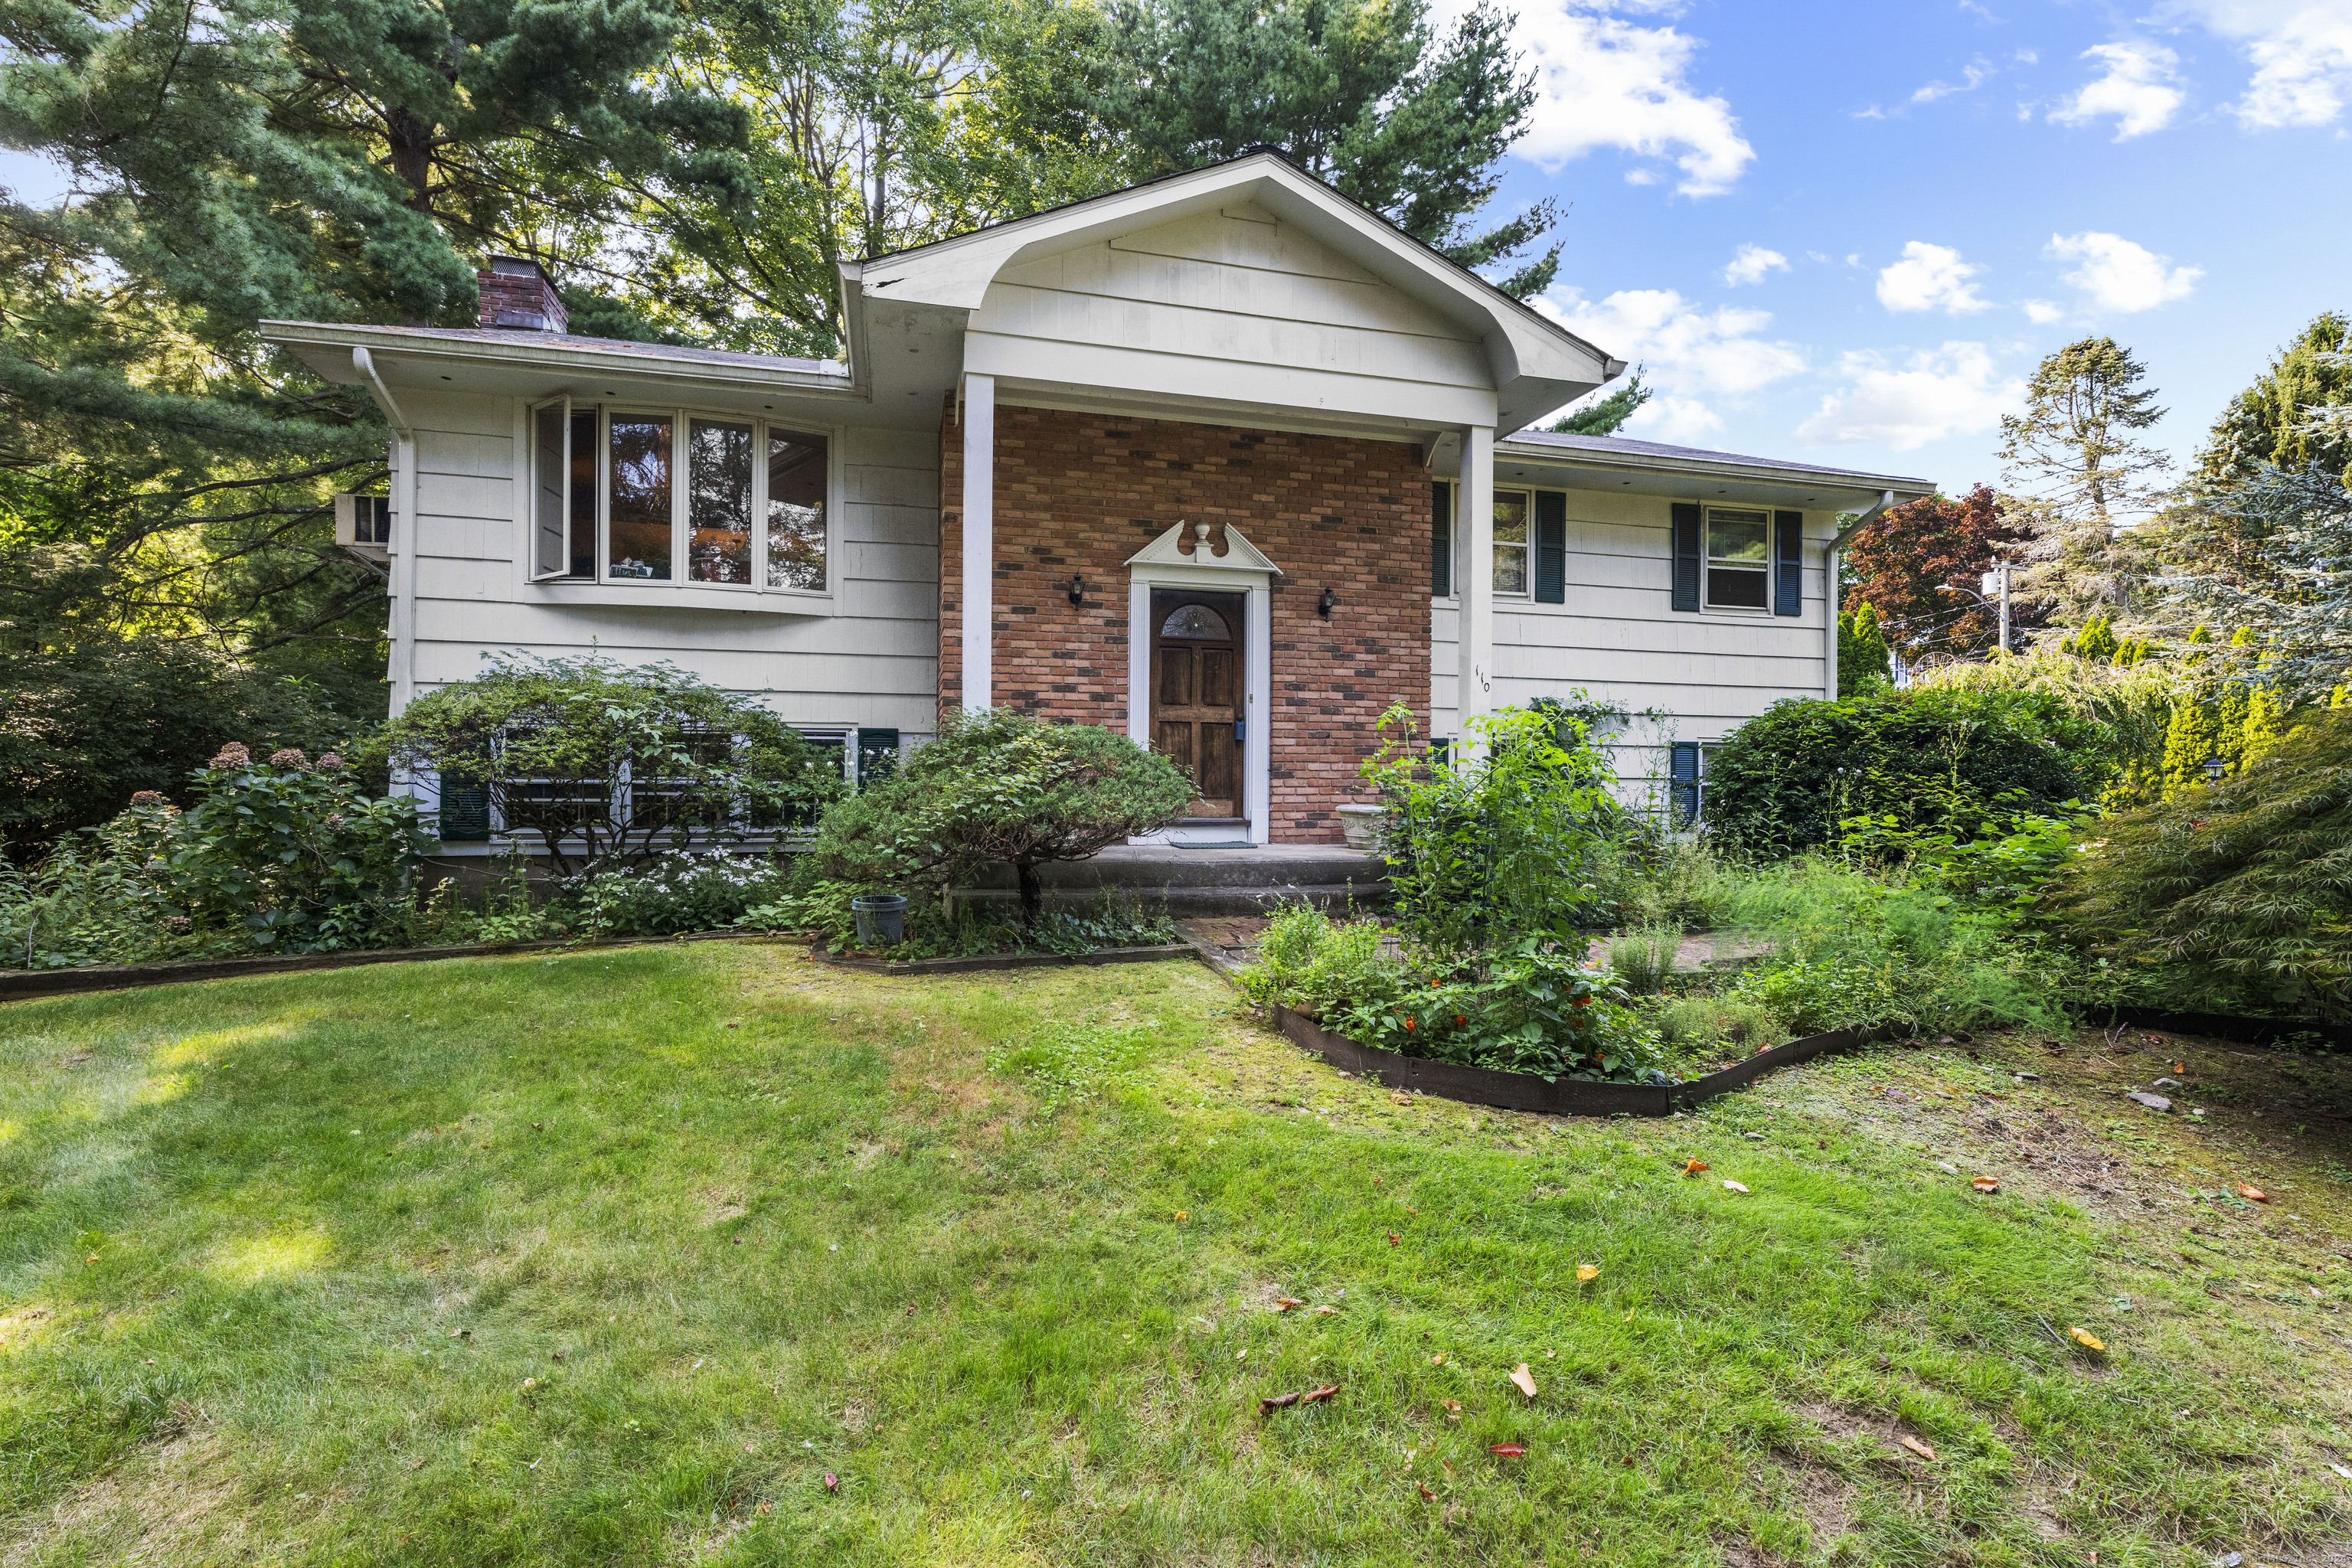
398,394,941,737
1430,485,1831,789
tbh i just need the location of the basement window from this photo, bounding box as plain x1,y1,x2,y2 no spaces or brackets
531,400,832,598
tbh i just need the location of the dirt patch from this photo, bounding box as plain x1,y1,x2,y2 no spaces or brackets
1773,1451,1855,1550
0,1428,240,1567
1797,1402,1940,1473
699,1188,747,1226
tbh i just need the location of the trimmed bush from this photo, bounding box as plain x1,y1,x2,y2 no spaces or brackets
1703,689,2089,860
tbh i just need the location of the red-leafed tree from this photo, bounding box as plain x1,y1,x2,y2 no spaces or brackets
1841,484,2040,660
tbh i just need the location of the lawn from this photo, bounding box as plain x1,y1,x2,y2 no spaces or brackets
3,941,2350,1566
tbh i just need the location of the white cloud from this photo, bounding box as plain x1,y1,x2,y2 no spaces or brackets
1537,286,1808,398
1913,59,1994,102
1498,1,1756,196
1796,343,2024,452
2050,41,2187,139
1876,242,1991,315
1722,244,1789,286
1624,395,1725,443
2022,298,2066,324
2047,231,2203,312
2159,0,2352,127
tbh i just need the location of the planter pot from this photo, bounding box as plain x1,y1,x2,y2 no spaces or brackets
1335,803,1384,851
851,893,909,946
1269,1004,1880,1118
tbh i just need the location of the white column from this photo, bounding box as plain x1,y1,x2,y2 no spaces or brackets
1246,583,1272,845
960,373,995,712
1454,424,1495,732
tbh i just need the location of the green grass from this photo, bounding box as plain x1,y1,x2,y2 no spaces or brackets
2,942,2348,1565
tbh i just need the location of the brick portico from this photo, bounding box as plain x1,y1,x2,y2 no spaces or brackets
939,403,1433,843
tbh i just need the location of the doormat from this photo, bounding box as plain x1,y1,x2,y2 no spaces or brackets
1174,839,1253,849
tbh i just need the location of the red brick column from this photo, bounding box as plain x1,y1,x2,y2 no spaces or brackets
939,403,1431,843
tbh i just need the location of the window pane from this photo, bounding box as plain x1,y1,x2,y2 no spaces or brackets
1707,566,1768,609
567,411,596,577
687,419,753,583
1707,509,1769,564
1494,541,1528,595
609,416,673,579
1161,603,1232,640
766,430,828,591
1492,492,1529,544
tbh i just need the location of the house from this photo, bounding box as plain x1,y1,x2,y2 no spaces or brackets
262,152,1934,851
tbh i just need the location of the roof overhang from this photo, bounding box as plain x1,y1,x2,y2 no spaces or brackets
1491,436,1938,512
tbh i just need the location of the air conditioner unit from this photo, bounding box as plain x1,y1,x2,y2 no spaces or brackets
334,493,393,558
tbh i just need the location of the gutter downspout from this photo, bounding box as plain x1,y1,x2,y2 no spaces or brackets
352,346,420,718
1824,490,1896,700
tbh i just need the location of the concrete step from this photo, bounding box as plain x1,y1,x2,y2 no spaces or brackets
957,844,1390,917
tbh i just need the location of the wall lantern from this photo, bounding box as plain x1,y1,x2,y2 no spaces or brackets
1318,586,1338,619
1067,573,1086,608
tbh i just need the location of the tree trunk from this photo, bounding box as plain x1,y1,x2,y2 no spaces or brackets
1014,858,1043,926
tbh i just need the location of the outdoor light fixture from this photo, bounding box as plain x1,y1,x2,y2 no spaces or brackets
1067,573,1085,608
1318,586,1338,619
2203,754,2227,782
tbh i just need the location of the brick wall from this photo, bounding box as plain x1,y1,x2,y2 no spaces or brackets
940,401,1432,843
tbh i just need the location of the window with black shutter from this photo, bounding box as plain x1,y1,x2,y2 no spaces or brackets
1431,481,1452,596
1671,504,1702,612
1534,492,1566,603
1773,510,1803,616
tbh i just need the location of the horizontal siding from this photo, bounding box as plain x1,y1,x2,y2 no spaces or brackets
397,394,939,730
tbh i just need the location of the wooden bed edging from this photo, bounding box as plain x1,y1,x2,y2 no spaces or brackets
1269,1004,1880,1118
808,942,1198,976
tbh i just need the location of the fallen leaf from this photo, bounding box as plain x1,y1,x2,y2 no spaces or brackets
2239,1184,2269,1201
1236,1348,1248,1361
2069,1326,2107,1353
756,1501,773,1515
408,1458,426,1471
1896,1435,1936,1462
1442,1399,1463,1421
1509,1364,1538,1399
1390,1093,1413,1105
1722,1179,1750,1194
1488,1442,1527,1457
1373,1176,1383,1185
1418,1483,1436,1500
1406,1205,1419,1214
1429,1353,1445,1364
2173,1062,2187,1074
822,1473,839,1494
1576,1264,1599,1283
1971,1177,2000,1192
2330,1463,2352,1481
1174,1210,1188,1221
1314,1304,1340,1315
1274,1297,1305,1312
1387,1233,1400,1246
1259,1383,1340,1413
1683,1158,1709,1176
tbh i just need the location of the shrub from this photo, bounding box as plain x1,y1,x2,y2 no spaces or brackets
811,709,1191,923
1361,703,1619,958
0,797,191,968
381,654,845,882
569,849,797,936
1604,924,1681,995
1233,903,1406,1015
2043,706,2352,1018
1702,689,2091,861
1324,941,1661,1083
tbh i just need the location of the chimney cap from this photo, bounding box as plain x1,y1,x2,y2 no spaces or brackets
484,253,555,283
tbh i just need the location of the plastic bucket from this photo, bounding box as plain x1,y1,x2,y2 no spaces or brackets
850,893,908,946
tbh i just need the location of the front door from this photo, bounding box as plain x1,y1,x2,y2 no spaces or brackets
1150,589,1243,818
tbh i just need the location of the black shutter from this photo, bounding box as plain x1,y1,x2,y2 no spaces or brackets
1534,491,1566,603
438,773,492,841
1774,510,1803,616
1431,481,1452,597
856,727,900,789
1669,742,1700,826
1671,503,1702,612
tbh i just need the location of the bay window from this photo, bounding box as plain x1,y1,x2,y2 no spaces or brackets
532,400,831,596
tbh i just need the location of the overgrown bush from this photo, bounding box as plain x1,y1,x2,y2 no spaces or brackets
570,849,797,937
380,654,845,882
1604,924,1681,995
2043,706,2352,1018
1233,903,1406,1015
1362,703,1619,957
812,708,1191,923
1702,688,2092,860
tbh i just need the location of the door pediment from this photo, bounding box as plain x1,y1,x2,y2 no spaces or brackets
1125,521,1282,577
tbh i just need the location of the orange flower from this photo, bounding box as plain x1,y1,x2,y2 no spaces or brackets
1454,1014,1467,1026
1403,1017,1416,1031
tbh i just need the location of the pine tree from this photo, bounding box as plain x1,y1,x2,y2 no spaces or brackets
2197,311,2352,487
2214,629,2256,771
2161,692,2223,799
2242,684,2287,762
1549,372,1650,436
1094,0,1561,296
2001,338,2171,626
2072,616,2118,662
1838,603,1893,697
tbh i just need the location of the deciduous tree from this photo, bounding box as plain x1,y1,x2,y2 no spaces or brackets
1839,484,2035,661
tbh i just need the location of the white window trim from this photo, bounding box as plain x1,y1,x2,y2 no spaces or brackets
1701,503,1772,614
515,400,844,609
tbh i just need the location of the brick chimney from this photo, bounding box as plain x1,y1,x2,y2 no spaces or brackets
476,255,569,333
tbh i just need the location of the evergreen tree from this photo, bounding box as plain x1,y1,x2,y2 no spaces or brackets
2161,691,2223,799
2001,338,2171,626
1095,0,1560,297
2068,615,2118,662
2214,627,2257,771
1837,603,1893,698
1549,371,1650,436
2197,310,2352,487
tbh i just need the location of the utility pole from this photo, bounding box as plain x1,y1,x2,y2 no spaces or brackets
1981,563,2015,655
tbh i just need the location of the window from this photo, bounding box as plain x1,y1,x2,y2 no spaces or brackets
1705,506,1769,609
1161,603,1231,639
1493,490,1530,595
531,403,831,594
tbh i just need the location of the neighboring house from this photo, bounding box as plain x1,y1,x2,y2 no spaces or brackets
263,152,1933,851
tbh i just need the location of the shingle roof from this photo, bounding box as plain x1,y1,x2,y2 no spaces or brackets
1501,430,1932,489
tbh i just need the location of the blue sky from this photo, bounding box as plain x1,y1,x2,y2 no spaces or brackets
1473,0,2352,503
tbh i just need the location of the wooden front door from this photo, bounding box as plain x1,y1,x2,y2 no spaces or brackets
1150,590,1244,818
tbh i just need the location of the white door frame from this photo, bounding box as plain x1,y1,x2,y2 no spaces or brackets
1124,542,1276,847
